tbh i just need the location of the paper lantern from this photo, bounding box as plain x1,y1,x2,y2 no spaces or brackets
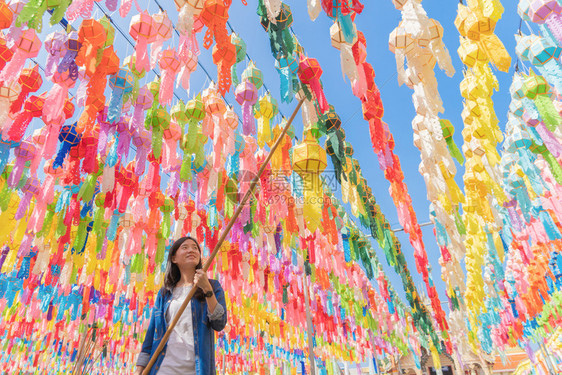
177,47,198,92
54,122,81,169
150,11,172,70
275,53,298,103
158,49,181,106
7,139,35,188
15,175,40,220
241,61,263,89
130,85,153,133
524,71,561,130
0,1,12,29
519,34,562,94
292,130,327,233
147,107,170,159
0,38,13,72
256,94,278,148
44,32,65,78
212,39,236,95
57,31,81,79
132,128,151,176
175,0,204,35
108,68,134,124
527,0,562,43
0,80,21,126
199,0,230,49
230,33,246,86
7,94,44,142
76,19,107,76
298,56,329,114
235,80,258,136
0,29,41,84
129,11,157,73
9,65,41,115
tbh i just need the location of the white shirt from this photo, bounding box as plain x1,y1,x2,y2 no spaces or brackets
157,285,196,375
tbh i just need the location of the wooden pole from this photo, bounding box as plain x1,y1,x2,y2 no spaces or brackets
141,98,304,375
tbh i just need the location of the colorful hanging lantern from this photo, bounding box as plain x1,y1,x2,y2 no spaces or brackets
7,139,35,188
241,61,263,89
129,11,158,73
10,65,42,114
130,85,153,132
158,48,181,106
76,19,107,77
526,0,562,44
54,122,81,169
231,33,246,86
235,80,258,136
175,0,204,35
57,31,81,79
292,130,327,233
132,127,151,176
0,80,21,126
212,38,236,95
108,68,134,124
275,53,298,103
0,29,41,84
523,71,561,131
256,94,278,148
0,37,14,72
7,94,44,142
177,45,198,92
150,11,173,69
0,0,12,29
298,56,329,114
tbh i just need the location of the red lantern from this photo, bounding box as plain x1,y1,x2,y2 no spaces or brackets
10,65,42,114
298,56,329,114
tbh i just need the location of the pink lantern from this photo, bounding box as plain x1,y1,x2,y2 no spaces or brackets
151,11,172,69
177,46,198,91
130,85,153,131
129,11,158,73
7,94,44,142
298,56,329,114
8,139,35,188
15,175,40,220
235,80,258,136
132,127,151,176
527,0,562,43
158,48,181,106
0,29,41,84
162,118,181,172
43,69,75,125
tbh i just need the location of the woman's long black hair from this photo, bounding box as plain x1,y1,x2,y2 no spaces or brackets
163,236,205,300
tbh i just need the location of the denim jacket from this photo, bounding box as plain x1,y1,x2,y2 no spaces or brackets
136,279,227,375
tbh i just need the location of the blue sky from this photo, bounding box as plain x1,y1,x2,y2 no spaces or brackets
26,1,525,311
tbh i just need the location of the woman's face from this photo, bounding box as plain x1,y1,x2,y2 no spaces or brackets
172,238,200,269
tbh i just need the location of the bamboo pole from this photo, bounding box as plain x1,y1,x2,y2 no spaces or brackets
141,98,304,375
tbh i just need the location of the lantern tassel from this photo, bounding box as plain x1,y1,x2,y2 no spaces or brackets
7,111,33,142
535,94,562,131
546,14,562,46
107,88,124,124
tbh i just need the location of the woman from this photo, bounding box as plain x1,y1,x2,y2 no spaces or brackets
134,236,227,375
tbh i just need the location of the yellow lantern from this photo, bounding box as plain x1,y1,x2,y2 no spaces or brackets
292,130,327,233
